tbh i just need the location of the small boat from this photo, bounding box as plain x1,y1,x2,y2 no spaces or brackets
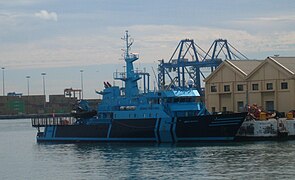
32,31,247,143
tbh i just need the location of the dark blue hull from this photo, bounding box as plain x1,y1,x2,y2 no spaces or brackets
36,112,246,143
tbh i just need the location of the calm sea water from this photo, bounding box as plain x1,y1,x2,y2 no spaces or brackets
1,119,295,180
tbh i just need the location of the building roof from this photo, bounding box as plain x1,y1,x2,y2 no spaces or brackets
269,56,295,75
205,57,295,82
227,60,262,76
204,60,262,82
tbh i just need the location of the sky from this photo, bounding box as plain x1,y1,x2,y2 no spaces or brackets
0,0,295,99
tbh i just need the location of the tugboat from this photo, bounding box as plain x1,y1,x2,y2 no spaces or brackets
32,31,247,143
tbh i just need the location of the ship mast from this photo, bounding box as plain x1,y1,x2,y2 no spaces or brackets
121,30,140,97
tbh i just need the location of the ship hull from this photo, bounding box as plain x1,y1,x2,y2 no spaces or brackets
36,113,247,143
175,113,246,142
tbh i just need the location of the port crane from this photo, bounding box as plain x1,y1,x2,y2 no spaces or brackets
158,38,248,95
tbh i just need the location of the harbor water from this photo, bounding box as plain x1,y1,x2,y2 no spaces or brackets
1,119,295,179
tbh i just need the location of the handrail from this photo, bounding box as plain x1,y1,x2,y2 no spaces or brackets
31,116,76,127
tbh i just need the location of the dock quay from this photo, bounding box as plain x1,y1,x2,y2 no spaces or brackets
236,117,295,141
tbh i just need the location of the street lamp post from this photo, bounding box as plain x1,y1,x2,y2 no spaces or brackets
41,73,46,96
41,73,46,111
1,67,5,96
80,70,84,99
26,76,30,96
26,76,30,114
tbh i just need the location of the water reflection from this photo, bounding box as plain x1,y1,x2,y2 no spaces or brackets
2,120,295,179
32,141,295,179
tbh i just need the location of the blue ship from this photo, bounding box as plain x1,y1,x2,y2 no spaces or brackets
32,31,247,143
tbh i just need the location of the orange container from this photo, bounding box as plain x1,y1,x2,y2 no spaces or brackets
260,112,267,120
287,112,293,120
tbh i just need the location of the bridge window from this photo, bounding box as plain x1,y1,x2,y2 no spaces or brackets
180,98,186,102
149,98,159,104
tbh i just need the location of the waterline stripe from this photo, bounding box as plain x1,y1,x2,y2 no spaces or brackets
211,119,242,124
177,137,234,141
37,137,156,141
209,122,239,127
216,117,244,121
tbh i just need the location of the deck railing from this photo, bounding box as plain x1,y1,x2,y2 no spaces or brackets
31,116,76,127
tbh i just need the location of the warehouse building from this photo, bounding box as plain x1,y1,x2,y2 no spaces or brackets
204,56,295,114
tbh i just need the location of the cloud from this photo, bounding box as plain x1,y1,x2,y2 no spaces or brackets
35,10,58,21
229,15,295,34
1,24,295,70
237,15,295,23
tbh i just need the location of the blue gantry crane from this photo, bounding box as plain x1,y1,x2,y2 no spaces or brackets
158,38,248,95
